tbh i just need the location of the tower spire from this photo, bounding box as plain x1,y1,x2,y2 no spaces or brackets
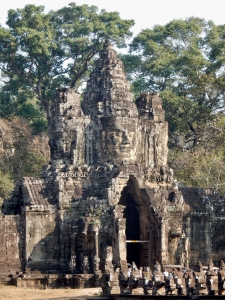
103,39,114,50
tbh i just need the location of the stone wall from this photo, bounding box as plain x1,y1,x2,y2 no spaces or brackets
0,40,225,290
0,215,22,280
211,218,225,261
25,207,60,272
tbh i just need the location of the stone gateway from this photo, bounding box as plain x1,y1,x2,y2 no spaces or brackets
1,41,225,295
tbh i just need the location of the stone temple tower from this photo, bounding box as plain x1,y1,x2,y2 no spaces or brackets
45,39,173,273
2,40,225,288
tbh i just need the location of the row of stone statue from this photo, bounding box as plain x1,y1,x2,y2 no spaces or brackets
102,260,225,296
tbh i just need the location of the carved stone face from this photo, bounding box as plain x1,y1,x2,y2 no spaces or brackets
101,117,137,162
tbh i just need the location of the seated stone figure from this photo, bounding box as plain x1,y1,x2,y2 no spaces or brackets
194,261,207,295
102,268,120,295
165,270,176,295
126,263,143,295
142,267,153,295
173,268,186,295
153,261,163,277
185,269,196,296
152,261,166,296
206,260,218,295
119,270,131,294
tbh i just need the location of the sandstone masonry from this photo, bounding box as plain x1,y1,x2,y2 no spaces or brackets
1,41,225,294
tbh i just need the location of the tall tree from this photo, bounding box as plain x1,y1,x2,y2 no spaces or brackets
120,17,225,149
120,17,225,193
169,113,225,194
0,117,49,183
0,3,134,120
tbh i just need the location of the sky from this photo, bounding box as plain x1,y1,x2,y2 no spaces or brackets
1,0,225,36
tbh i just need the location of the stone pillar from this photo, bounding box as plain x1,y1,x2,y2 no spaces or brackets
93,226,99,257
161,218,169,265
112,206,127,271
93,225,100,274
70,232,77,273
117,218,127,271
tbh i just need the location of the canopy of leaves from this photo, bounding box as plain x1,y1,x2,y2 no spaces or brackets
0,170,14,203
0,3,134,119
121,17,225,149
169,114,225,195
0,76,48,133
0,117,50,202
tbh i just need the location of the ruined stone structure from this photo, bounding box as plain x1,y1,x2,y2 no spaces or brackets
1,40,225,293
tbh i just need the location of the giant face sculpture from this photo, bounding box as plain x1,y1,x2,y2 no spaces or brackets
101,116,138,162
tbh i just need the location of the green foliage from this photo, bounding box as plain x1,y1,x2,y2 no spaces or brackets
169,114,225,194
31,118,48,134
0,118,50,187
0,70,48,134
0,3,134,119
121,17,225,149
1,9,225,193
170,148,225,195
10,150,47,180
0,170,14,203
119,17,225,192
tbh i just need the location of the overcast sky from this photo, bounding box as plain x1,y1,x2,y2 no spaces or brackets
1,0,225,36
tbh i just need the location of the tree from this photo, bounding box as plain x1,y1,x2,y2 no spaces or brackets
0,117,50,184
0,170,14,203
169,113,225,195
0,3,134,120
121,17,225,149
0,76,48,133
120,17,225,193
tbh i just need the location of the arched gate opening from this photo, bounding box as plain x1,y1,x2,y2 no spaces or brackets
118,176,153,269
123,193,141,267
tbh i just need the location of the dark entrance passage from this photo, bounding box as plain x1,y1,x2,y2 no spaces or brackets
123,193,141,268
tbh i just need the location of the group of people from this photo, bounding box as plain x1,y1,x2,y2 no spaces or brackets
115,260,225,296
162,270,174,280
